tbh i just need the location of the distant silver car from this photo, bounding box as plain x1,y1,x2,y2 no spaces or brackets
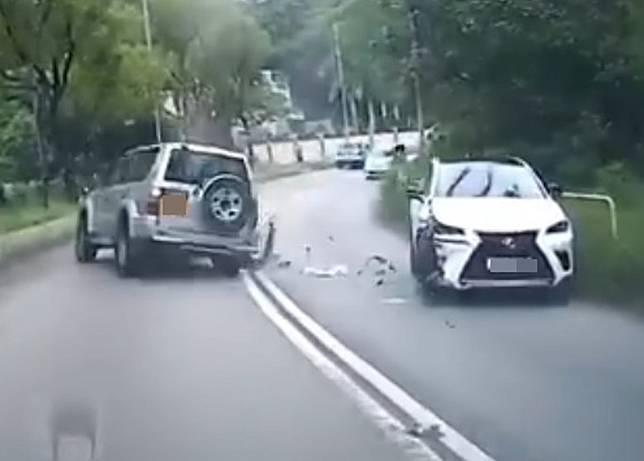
75,143,260,277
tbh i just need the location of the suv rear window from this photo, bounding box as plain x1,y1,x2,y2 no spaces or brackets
164,148,247,185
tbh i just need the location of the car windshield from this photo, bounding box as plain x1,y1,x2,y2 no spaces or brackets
436,162,546,199
164,149,247,185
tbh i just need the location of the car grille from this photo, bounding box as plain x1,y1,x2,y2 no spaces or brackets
460,232,554,282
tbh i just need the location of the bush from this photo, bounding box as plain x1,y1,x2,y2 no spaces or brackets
566,196,644,304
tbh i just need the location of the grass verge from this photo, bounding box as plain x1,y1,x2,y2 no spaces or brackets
0,214,76,266
0,199,76,235
379,167,644,306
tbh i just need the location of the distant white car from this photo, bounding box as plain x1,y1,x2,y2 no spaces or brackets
335,142,367,169
364,148,394,179
408,156,574,299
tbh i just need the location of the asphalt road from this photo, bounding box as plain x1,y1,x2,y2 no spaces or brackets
261,169,644,461
0,245,413,460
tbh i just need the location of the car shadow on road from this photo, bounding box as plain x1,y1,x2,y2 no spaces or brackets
93,252,235,282
416,285,571,310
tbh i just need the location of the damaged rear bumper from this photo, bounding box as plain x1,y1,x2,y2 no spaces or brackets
131,215,276,264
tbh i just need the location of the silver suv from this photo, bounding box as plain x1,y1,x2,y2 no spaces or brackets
75,143,261,277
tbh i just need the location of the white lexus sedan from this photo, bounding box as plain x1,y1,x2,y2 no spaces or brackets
408,157,574,298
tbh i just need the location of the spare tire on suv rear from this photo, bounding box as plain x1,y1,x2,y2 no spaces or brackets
202,174,257,236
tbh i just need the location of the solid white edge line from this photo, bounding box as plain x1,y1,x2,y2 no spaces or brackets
242,272,442,461
253,270,496,461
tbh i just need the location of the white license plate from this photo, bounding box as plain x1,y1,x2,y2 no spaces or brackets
487,257,538,274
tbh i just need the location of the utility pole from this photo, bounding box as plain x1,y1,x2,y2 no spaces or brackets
142,0,163,144
408,6,425,153
333,23,350,141
368,100,376,149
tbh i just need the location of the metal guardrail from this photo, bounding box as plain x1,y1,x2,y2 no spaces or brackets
563,192,619,240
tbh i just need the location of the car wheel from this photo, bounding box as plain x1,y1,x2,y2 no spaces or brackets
115,221,140,278
75,213,97,263
410,228,438,284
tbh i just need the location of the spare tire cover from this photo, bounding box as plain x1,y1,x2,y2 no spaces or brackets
202,174,256,236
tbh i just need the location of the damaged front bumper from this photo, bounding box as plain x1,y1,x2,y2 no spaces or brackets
420,230,573,291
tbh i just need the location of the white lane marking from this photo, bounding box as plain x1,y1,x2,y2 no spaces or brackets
243,272,441,461
254,271,496,461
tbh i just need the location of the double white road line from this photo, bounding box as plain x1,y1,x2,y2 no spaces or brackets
243,270,496,461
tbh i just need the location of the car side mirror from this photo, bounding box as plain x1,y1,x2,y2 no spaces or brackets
548,182,563,199
406,185,424,202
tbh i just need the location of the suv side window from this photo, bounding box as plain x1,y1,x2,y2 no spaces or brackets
127,150,159,182
109,158,129,186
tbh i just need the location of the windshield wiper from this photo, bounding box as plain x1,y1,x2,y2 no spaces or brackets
446,167,471,197
476,169,493,197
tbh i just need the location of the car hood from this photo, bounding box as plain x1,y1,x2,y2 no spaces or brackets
431,197,566,233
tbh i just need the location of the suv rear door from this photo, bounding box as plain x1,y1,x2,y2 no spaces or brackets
157,146,251,235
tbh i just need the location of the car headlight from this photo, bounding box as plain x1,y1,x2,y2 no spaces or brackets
547,220,571,234
432,219,465,235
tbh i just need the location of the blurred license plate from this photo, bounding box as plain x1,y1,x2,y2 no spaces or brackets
160,193,188,217
487,257,538,274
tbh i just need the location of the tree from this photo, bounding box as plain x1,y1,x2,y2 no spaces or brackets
151,0,271,148
0,0,166,204
0,96,35,183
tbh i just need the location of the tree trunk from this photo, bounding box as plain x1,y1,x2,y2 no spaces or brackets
185,98,235,149
240,116,255,167
32,90,49,209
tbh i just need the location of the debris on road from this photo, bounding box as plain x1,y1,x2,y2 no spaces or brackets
382,298,407,305
357,255,397,277
406,423,425,438
445,320,456,329
277,260,292,269
303,265,349,279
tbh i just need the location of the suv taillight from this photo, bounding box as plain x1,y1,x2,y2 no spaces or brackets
140,187,163,216
146,199,160,216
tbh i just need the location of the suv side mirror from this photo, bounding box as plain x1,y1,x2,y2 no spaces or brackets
548,182,563,199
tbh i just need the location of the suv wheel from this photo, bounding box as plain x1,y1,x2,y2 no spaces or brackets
115,221,140,278
202,175,256,236
75,213,97,263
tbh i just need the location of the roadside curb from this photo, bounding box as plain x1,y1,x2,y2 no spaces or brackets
0,163,330,271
